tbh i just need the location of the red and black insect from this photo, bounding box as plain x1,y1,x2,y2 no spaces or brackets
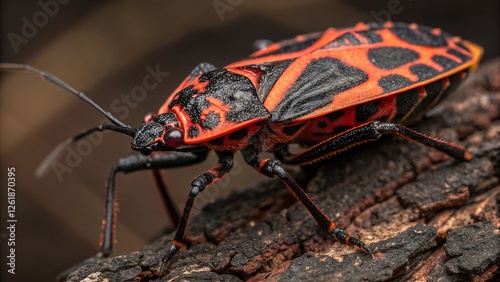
1,21,483,277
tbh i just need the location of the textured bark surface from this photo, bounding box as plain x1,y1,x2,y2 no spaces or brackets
67,59,500,282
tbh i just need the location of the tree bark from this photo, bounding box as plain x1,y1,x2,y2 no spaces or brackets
67,59,500,282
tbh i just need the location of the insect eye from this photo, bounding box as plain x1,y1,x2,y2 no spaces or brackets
162,128,184,148
144,113,155,123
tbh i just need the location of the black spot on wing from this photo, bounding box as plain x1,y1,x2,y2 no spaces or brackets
357,30,383,43
410,64,440,81
281,123,305,136
356,100,380,123
447,48,471,63
188,126,199,138
378,74,413,92
323,32,361,48
390,22,448,47
317,121,327,128
271,58,368,122
368,47,420,70
202,112,220,130
432,55,459,71
326,110,344,122
454,41,471,53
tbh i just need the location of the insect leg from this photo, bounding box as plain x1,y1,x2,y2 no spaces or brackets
159,151,234,274
274,144,320,187
100,151,209,257
284,121,471,165
152,169,180,228
242,147,373,257
57,151,208,281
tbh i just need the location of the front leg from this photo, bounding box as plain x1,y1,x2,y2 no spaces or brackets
159,151,234,274
99,151,209,258
57,151,208,281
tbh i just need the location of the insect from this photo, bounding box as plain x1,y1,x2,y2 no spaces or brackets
1,21,482,278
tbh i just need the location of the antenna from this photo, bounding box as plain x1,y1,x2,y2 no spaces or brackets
0,63,129,128
35,124,137,177
1,63,138,177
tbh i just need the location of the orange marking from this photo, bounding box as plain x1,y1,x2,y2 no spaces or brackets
295,35,305,41
327,222,336,233
191,79,209,93
431,28,442,35
227,67,263,90
259,159,270,170
383,22,393,28
354,22,368,29
464,151,472,161
250,43,281,58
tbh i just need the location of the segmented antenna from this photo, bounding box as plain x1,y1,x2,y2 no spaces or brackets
1,63,138,177
0,63,129,128
35,124,137,177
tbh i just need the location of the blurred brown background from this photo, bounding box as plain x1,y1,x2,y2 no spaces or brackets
0,1,498,281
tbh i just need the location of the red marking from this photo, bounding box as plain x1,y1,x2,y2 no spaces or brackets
259,159,270,170
144,113,156,123
191,79,209,94
431,28,442,35
464,152,472,161
228,67,264,90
